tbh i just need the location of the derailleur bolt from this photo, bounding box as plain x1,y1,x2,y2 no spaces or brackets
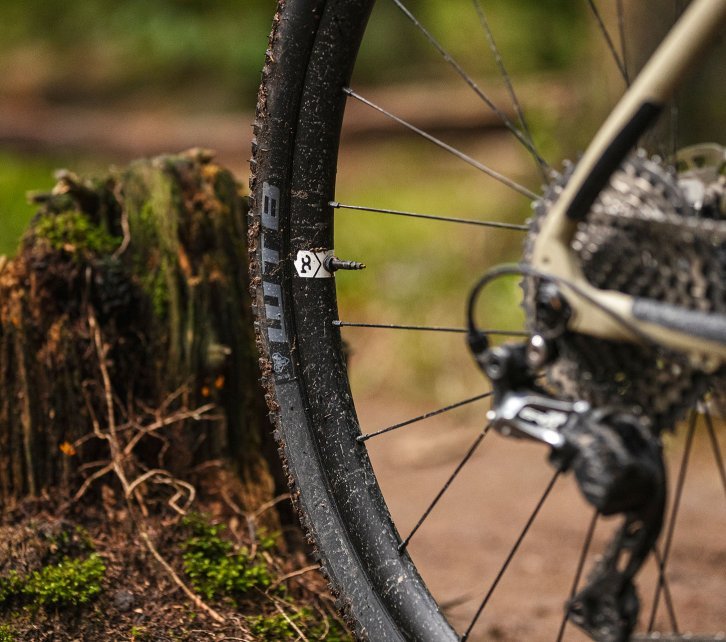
324,256,366,272
526,334,549,369
483,347,508,380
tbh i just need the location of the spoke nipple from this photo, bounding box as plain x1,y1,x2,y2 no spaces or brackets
324,256,366,272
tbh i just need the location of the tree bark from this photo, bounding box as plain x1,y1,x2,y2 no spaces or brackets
0,149,278,514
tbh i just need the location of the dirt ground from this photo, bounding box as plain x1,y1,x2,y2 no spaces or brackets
0,500,348,642
361,397,726,641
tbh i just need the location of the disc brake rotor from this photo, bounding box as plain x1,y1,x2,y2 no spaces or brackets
524,145,726,431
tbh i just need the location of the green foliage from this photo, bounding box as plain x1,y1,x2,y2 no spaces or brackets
0,0,274,109
355,0,587,88
0,571,23,605
0,152,57,256
21,553,106,607
33,211,120,260
0,0,590,110
247,608,351,642
0,624,16,642
181,514,274,603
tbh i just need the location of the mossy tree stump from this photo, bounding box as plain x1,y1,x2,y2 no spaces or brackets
0,149,279,515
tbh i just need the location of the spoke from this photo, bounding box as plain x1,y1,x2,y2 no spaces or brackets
701,403,726,500
471,0,546,176
344,88,538,200
586,0,630,84
711,389,726,420
334,320,527,337
615,0,629,83
398,424,492,552
647,410,697,632
331,202,529,231
652,546,680,633
358,392,493,442
556,510,599,642
389,0,547,170
462,470,560,641
669,101,680,161
668,2,681,160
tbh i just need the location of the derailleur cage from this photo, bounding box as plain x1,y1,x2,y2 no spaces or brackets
471,335,666,641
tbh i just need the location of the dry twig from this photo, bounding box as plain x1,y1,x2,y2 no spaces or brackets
270,564,321,590
140,530,225,624
78,308,227,624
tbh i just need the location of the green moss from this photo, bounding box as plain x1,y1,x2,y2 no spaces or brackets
0,624,16,642
181,515,273,603
247,608,351,641
129,182,178,319
0,553,105,609
181,516,350,639
33,211,120,260
130,625,149,641
0,571,23,605
22,553,106,607
247,612,295,640
140,253,172,319
45,524,94,558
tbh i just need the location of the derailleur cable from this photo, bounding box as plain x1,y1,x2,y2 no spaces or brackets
466,262,666,642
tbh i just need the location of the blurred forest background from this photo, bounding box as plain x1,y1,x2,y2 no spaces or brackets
0,0,722,403
0,0,618,252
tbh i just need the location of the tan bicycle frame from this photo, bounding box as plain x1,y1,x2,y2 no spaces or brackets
531,0,726,364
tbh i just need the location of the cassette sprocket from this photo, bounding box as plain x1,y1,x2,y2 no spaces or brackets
524,145,726,431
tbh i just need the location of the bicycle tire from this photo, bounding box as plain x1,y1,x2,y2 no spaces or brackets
249,1,457,639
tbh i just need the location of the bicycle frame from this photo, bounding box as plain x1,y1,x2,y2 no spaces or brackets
531,0,726,365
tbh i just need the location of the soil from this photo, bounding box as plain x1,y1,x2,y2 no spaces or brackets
0,496,346,642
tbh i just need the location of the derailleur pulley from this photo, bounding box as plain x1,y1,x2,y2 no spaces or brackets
471,333,665,642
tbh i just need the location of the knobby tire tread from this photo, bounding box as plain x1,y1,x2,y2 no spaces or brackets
249,5,364,636
248,1,457,640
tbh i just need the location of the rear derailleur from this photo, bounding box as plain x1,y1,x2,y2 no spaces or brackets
470,332,665,642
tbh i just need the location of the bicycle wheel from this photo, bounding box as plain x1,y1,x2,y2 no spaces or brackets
249,1,725,639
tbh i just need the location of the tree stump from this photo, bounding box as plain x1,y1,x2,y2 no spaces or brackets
0,148,279,513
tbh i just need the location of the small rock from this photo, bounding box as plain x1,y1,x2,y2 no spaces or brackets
113,589,134,612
